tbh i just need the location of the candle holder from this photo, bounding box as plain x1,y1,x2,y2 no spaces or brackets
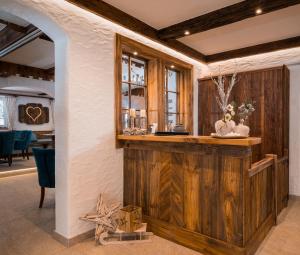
130,116,135,129
140,117,147,130
122,111,129,129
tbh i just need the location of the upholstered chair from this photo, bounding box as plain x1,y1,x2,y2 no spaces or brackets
14,130,33,160
32,148,55,208
0,131,15,166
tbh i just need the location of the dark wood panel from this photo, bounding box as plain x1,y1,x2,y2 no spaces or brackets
277,158,289,213
18,103,49,125
244,162,275,243
198,66,290,215
0,19,27,33
158,1,300,40
0,60,54,81
124,144,250,247
123,141,276,255
206,36,300,63
198,66,289,159
0,24,39,57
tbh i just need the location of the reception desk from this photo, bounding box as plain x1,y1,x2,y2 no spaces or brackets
118,135,276,255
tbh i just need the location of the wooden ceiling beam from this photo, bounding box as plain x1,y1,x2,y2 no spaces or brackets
0,19,27,33
0,24,37,52
206,36,300,63
39,33,53,42
0,61,54,81
46,67,55,76
0,24,42,58
66,0,206,62
158,0,300,40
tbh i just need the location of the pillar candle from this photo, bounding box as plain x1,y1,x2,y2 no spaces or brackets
140,109,146,118
129,108,136,118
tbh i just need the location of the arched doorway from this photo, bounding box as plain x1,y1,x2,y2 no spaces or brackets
0,1,69,237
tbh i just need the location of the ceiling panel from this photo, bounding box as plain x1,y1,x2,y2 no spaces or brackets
2,38,54,69
103,0,242,29
0,10,29,27
178,5,300,55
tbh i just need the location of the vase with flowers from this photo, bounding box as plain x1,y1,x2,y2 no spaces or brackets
234,102,255,137
215,103,236,136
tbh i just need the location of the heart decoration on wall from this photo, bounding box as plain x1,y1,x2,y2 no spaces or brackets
25,106,42,122
18,103,50,125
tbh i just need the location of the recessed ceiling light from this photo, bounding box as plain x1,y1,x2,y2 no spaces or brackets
171,65,175,69
256,8,262,15
133,51,138,56
184,30,190,36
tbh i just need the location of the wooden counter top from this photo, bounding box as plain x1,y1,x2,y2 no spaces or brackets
118,135,261,146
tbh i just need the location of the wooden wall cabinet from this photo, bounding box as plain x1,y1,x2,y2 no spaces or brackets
115,34,193,139
198,66,290,214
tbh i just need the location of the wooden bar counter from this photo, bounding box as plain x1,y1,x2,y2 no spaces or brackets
119,135,276,255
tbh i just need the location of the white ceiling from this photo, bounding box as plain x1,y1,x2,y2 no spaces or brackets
0,10,29,27
103,0,242,29
2,38,54,69
104,0,300,56
179,5,300,55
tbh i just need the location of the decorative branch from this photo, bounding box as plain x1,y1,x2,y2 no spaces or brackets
210,66,238,114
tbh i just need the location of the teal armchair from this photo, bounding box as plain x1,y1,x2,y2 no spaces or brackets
0,131,15,166
32,148,55,208
14,130,33,160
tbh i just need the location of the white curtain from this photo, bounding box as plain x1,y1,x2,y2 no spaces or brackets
3,96,17,130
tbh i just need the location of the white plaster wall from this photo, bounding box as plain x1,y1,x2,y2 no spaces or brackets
13,96,54,131
0,0,204,239
202,47,300,77
289,65,300,196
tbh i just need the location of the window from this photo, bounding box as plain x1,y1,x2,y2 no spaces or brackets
115,35,193,138
165,68,179,128
121,53,147,128
0,97,6,127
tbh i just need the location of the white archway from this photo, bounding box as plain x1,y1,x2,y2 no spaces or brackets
0,0,70,238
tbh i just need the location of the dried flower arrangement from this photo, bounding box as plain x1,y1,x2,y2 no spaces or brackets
223,102,236,122
237,102,255,122
211,72,237,115
210,69,238,136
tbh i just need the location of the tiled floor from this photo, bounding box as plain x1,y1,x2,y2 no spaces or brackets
0,173,300,255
